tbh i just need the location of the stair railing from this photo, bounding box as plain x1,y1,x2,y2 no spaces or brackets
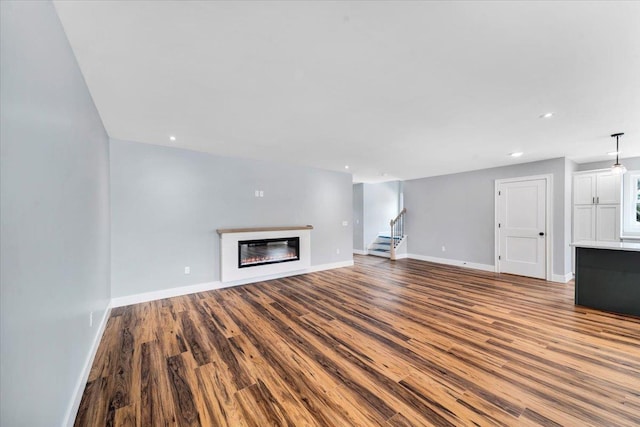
389,208,406,260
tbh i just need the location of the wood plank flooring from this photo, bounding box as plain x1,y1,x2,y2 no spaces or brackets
75,255,640,426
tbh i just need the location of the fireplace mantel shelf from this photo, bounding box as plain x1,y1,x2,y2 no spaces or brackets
217,225,313,235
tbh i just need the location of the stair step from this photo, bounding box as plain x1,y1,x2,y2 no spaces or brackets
378,235,402,240
368,249,391,258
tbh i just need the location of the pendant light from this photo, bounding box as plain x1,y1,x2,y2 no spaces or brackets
610,132,627,175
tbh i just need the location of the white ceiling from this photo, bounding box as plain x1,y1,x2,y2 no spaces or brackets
53,1,640,183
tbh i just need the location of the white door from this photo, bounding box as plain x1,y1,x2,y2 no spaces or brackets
596,204,620,241
498,179,546,279
595,172,621,205
574,174,596,205
573,205,596,241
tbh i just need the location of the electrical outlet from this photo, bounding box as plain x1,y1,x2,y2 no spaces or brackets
255,190,260,197
342,221,348,226
336,248,340,254
89,311,93,327
184,266,191,275
259,190,264,197
442,246,446,252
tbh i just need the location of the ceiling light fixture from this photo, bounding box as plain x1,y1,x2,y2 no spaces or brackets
344,165,350,170
510,152,524,157
169,135,176,141
540,112,554,119
610,133,627,175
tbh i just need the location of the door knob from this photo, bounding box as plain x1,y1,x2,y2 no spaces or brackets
539,232,545,236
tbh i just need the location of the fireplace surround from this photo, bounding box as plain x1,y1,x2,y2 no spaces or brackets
217,226,312,283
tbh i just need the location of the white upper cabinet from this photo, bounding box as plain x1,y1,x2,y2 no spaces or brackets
573,174,596,205
572,169,622,244
596,172,621,204
573,170,621,205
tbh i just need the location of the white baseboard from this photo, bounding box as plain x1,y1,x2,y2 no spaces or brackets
111,281,226,307
306,260,354,273
110,260,355,308
407,253,495,272
394,253,409,259
64,304,111,427
551,272,574,283
353,249,368,255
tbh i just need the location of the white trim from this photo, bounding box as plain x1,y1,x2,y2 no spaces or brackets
64,304,112,427
407,253,494,272
551,272,574,283
110,260,354,308
573,168,612,175
494,174,553,281
111,281,226,307
353,249,368,255
394,253,409,260
306,260,354,272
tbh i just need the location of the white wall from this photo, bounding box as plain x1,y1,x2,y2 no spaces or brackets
362,181,402,247
110,139,353,298
1,2,111,425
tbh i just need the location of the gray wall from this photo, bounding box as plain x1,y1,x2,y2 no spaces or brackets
352,183,364,251
110,139,353,297
0,2,111,426
362,181,402,247
404,158,571,276
576,156,640,172
565,158,578,273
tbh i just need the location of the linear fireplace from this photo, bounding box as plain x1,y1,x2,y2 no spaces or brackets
238,237,300,268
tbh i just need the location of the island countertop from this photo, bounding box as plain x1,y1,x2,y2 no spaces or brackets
571,240,640,252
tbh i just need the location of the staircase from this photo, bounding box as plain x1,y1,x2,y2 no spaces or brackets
368,208,407,260
368,235,401,258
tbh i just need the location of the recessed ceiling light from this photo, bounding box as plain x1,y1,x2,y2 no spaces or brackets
169,135,176,141
608,151,620,156
510,152,524,157
344,165,349,170
539,112,554,119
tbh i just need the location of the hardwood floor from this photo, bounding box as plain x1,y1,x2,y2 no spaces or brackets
75,255,640,426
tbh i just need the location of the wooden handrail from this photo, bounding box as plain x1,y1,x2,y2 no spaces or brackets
390,208,407,225
389,208,406,260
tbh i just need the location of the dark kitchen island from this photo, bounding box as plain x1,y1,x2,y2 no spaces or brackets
571,241,640,317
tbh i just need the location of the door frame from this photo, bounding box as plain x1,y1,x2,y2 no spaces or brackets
494,174,553,281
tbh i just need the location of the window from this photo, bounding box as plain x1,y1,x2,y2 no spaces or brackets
622,171,640,238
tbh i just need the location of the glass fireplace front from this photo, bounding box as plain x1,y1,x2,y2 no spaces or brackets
238,237,300,268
